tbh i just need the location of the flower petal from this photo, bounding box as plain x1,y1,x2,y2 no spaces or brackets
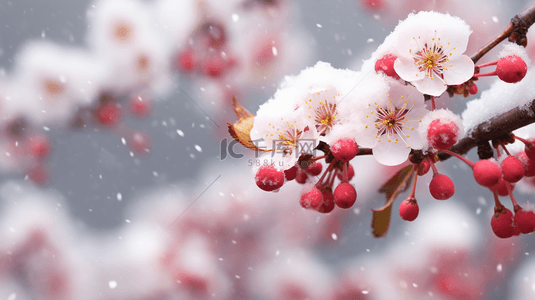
442,55,475,85
358,123,380,148
388,82,424,108
372,139,411,166
405,107,429,122
411,75,447,96
437,28,471,58
394,57,422,82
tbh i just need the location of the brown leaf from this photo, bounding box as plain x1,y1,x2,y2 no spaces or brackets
371,205,393,238
372,165,415,238
227,96,267,151
378,164,414,202
232,96,252,119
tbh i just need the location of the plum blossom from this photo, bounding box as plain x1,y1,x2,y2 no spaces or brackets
393,11,475,96
302,88,341,136
250,108,319,170
358,81,429,166
249,62,358,169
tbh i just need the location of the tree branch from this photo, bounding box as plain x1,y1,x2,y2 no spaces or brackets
470,1,535,64
438,98,535,161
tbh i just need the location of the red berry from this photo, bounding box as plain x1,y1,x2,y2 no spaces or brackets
427,119,459,150
96,103,122,127
417,160,430,176
491,178,514,197
28,135,51,160
374,54,399,79
318,191,335,213
469,82,478,95
524,139,535,161
333,183,357,209
362,0,384,10
514,208,535,234
336,164,355,181
295,169,308,184
284,166,297,181
202,56,225,78
331,138,358,161
129,96,152,118
496,55,527,83
517,152,535,177
501,156,525,183
399,197,419,221
513,225,521,236
28,164,49,187
473,159,502,187
177,48,197,72
300,186,324,210
429,174,455,200
491,208,515,238
304,162,322,176
128,131,151,155
255,165,285,192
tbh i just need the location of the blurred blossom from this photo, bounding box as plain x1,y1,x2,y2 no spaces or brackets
0,1,532,300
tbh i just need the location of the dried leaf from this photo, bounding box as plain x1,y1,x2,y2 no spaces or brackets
371,205,393,238
372,165,415,238
227,96,267,151
232,96,252,119
378,164,414,202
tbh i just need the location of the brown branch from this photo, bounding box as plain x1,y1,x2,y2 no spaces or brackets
438,98,535,161
470,1,535,64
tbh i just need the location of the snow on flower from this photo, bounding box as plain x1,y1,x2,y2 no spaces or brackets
87,0,172,95
6,42,107,126
153,0,198,51
357,80,429,166
290,62,359,138
392,11,475,96
250,108,318,170
303,88,340,136
249,61,360,169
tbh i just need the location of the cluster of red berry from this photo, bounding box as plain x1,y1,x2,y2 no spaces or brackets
416,126,535,238
255,138,359,213
396,109,535,241
176,22,237,78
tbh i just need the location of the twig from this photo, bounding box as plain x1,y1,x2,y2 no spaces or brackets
438,98,535,161
471,1,535,64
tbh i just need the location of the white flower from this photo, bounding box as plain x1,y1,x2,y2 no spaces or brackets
7,41,106,125
250,108,319,170
301,88,341,136
393,11,475,96
358,82,430,166
87,0,172,94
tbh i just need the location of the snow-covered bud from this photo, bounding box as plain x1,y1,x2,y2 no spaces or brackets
420,109,464,150
374,54,399,79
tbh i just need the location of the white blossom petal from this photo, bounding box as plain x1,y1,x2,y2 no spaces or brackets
442,55,475,85
359,124,380,148
372,139,411,166
393,57,422,82
411,75,447,97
